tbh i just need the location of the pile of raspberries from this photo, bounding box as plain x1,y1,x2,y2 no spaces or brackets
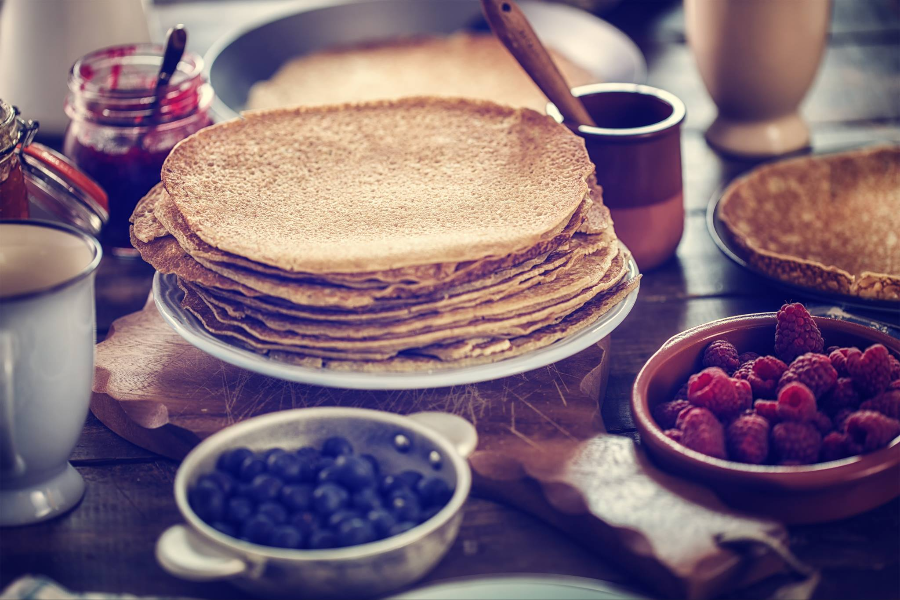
653,303,900,465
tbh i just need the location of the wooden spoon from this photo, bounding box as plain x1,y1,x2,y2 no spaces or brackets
481,0,596,128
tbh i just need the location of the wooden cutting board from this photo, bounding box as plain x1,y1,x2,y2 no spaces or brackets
91,298,612,460
91,301,805,600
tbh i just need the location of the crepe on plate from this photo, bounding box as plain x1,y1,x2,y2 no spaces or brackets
246,33,596,114
720,145,900,301
132,98,639,371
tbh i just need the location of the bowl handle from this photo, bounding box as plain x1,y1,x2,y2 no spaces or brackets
156,524,249,581
407,412,478,458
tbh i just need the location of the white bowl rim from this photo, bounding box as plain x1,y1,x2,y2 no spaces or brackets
173,407,472,561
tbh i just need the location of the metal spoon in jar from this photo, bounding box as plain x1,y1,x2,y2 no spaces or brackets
142,25,187,147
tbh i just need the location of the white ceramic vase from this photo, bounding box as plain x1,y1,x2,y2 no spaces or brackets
685,0,831,158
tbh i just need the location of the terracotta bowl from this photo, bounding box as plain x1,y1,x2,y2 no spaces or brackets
632,313,900,524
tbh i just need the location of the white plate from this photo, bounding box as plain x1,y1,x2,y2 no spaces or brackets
392,575,647,599
152,251,639,390
204,0,647,121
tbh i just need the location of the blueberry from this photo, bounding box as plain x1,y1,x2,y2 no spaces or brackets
189,480,225,523
225,496,255,525
296,446,319,461
379,474,409,496
317,465,341,485
351,488,382,513
249,474,283,502
416,477,453,507
257,501,288,524
388,522,417,537
366,509,396,537
419,505,443,524
262,448,287,463
216,447,254,476
397,470,423,490
269,525,304,549
211,521,237,537
312,456,334,477
327,509,361,529
307,529,338,549
289,511,320,537
334,455,376,491
360,454,380,477
238,457,267,482
241,514,275,545
268,452,312,483
312,483,349,515
280,484,314,512
336,518,377,547
199,472,235,497
322,436,353,457
235,482,255,499
389,490,421,523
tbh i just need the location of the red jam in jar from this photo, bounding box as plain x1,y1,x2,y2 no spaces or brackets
64,44,213,255
0,101,32,219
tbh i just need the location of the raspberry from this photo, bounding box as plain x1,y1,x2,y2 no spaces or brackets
891,380,900,391
653,399,693,430
774,303,824,362
859,389,900,420
734,361,754,381
754,400,780,423
811,411,833,434
738,351,761,366
820,377,860,414
771,421,822,464
738,356,787,399
673,382,689,402
726,413,770,464
845,410,900,452
847,344,893,398
890,355,900,381
664,429,683,443
829,347,860,377
833,408,853,432
820,431,862,462
825,346,840,355
687,367,746,419
677,407,726,459
702,340,741,375
778,353,837,399
732,378,753,413
776,382,817,422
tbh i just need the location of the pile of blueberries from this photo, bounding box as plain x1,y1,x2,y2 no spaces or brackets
187,436,454,550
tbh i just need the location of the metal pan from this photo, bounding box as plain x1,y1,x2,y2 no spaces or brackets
205,0,646,121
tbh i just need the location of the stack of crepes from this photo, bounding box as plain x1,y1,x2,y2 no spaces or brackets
131,98,639,371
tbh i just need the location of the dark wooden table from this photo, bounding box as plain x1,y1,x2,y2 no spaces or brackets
2,0,899,598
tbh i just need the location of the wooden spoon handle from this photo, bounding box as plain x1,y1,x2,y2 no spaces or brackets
481,0,596,127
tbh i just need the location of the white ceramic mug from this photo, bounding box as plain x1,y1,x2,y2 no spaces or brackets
0,220,102,526
686,0,831,157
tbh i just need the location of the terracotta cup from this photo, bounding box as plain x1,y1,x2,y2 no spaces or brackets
548,83,687,271
686,0,831,157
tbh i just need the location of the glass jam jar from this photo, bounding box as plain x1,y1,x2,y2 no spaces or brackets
0,100,35,219
64,44,214,255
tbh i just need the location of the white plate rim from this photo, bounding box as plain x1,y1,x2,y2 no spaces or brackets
390,573,648,599
152,248,640,390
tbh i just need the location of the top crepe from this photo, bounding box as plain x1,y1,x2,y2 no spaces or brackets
162,97,594,274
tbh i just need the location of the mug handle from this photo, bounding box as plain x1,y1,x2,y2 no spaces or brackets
407,412,478,459
156,525,249,581
0,332,24,475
